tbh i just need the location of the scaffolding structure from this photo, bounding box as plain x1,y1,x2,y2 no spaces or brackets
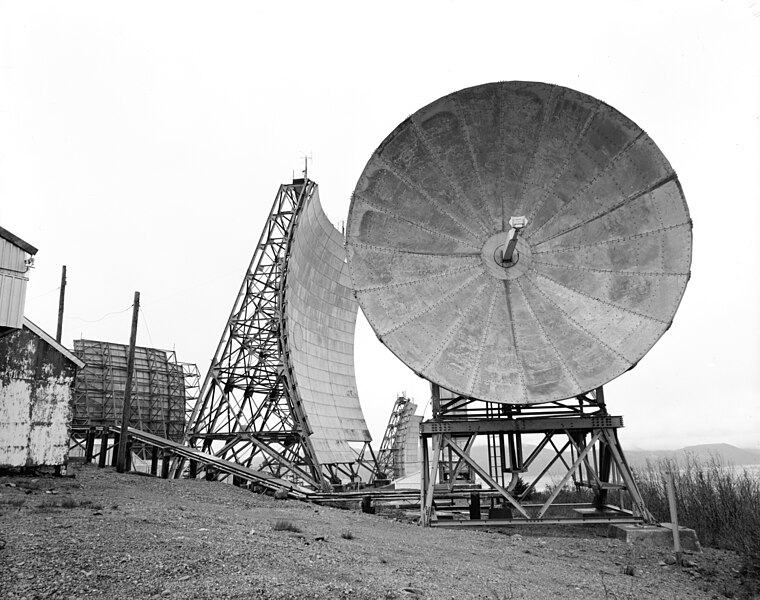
374,395,420,482
71,340,195,460
72,340,187,441
179,362,201,427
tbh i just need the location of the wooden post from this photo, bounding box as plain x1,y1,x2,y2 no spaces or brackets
420,434,429,524
111,433,120,466
117,291,140,473
84,427,95,462
98,431,109,468
666,471,683,565
150,447,159,475
56,265,66,343
469,492,481,520
422,434,443,526
161,454,170,479
125,440,133,471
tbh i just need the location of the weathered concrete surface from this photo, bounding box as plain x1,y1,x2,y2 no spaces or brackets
0,318,82,467
609,523,702,553
346,81,692,404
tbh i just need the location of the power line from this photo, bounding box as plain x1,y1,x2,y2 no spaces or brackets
65,304,132,324
138,305,155,348
28,285,61,301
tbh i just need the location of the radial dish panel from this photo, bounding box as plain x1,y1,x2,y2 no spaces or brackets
347,81,692,404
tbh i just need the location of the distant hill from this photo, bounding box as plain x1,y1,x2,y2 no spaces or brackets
460,442,760,484
624,443,760,469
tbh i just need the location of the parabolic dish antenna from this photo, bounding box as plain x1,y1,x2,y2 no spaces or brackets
346,81,692,405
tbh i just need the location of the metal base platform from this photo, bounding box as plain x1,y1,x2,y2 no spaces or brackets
431,503,642,527
420,386,654,527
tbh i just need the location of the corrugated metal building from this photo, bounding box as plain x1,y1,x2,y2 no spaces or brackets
0,225,38,333
0,318,85,468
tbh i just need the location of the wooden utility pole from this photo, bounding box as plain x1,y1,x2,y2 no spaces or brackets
56,265,67,343
116,291,140,473
666,470,683,565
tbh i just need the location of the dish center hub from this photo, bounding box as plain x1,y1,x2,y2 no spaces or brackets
480,217,532,281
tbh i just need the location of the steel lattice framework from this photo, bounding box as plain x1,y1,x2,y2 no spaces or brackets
180,362,201,425
184,179,327,490
72,341,188,443
373,395,418,482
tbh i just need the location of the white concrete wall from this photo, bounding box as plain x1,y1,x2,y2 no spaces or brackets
0,326,77,467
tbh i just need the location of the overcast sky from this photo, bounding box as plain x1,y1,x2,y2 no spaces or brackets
1,1,758,451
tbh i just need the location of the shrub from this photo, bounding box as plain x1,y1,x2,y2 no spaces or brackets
0,497,26,508
512,476,531,500
17,480,41,491
34,499,60,512
271,519,301,533
634,456,760,584
532,482,595,504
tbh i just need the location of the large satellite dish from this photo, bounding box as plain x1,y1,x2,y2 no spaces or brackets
346,81,692,405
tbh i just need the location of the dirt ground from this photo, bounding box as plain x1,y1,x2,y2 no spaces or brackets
0,463,754,600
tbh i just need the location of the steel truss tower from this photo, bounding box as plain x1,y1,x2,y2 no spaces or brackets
373,395,413,482
184,178,328,490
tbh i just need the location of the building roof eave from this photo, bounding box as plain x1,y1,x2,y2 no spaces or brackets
22,317,86,369
0,225,38,256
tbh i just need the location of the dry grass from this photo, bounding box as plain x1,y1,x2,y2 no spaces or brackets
0,497,26,508
271,519,302,533
33,497,103,512
34,499,60,512
0,496,26,516
634,456,760,592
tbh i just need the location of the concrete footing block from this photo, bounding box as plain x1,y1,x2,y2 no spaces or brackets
608,523,702,553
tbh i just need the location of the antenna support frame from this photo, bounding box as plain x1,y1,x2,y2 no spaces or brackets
420,384,655,527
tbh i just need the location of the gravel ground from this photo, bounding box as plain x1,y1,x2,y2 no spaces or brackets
0,463,753,599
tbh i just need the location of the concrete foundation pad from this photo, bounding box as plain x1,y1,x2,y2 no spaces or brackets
608,523,702,553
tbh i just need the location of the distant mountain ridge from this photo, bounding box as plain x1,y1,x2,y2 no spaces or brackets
624,443,760,469
463,442,760,483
